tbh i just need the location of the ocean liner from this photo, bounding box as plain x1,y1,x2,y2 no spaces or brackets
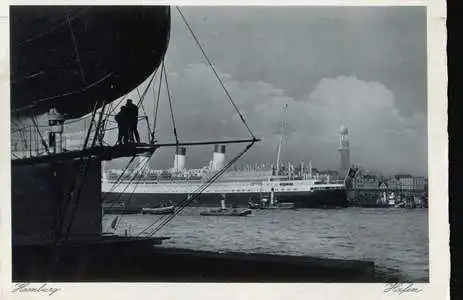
102,144,350,209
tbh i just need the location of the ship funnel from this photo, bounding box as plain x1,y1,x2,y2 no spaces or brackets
173,146,187,172
211,144,226,171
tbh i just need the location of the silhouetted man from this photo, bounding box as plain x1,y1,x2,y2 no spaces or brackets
115,106,129,144
125,99,140,143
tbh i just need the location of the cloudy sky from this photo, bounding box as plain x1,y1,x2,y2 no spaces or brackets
75,6,428,176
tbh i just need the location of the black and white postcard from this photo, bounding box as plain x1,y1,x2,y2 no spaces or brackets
0,1,448,299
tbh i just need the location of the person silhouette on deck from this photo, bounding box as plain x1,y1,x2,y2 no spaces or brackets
115,106,129,145
125,99,140,143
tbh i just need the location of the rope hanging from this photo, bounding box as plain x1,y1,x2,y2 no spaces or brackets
136,88,152,141
65,12,87,86
113,156,154,230
152,61,164,140
137,140,256,236
176,7,256,141
30,113,50,154
162,62,180,146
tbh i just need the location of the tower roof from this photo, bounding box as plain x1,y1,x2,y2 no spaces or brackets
340,125,348,134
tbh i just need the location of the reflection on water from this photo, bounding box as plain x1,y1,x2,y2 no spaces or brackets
103,207,428,282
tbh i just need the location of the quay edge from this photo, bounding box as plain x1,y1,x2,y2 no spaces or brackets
13,238,376,282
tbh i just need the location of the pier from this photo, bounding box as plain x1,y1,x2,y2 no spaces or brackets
13,237,376,282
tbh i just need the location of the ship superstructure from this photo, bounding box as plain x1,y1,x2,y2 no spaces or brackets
103,143,349,208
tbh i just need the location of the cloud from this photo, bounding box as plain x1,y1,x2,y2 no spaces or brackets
101,64,426,175
12,62,426,176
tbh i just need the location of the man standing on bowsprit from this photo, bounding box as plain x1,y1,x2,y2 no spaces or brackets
115,106,129,145
125,99,140,143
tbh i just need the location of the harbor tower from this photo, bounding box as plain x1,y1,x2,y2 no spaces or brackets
338,125,350,176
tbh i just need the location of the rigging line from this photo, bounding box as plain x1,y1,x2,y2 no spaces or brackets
153,143,253,231
139,140,256,236
106,69,157,118
101,156,137,203
162,62,179,145
102,155,153,219
58,105,108,242
82,101,99,150
61,113,92,125
101,157,150,231
90,100,108,148
107,93,129,117
113,156,153,230
16,8,91,47
65,11,87,86
103,155,151,201
12,72,114,117
137,69,158,109
153,61,164,135
176,7,256,140
10,121,27,149
136,88,152,139
53,157,89,244
30,114,50,154
62,156,95,242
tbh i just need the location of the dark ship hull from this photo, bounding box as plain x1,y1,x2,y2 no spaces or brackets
102,189,348,209
11,6,171,118
10,6,172,281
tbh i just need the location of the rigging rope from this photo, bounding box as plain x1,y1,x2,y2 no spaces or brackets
102,156,149,204
137,140,256,236
65,12,87,86
176,7,256,140
62,100,111,241
112,155,153,230
30,113,50,154
152,61,164,139
136,88,152,140
136,70,158,109
162,62,179,145
99,156,150,227
56,14,110,243
16,9,91,47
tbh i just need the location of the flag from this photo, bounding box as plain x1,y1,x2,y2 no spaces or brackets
347,166,358,178
110,216,118,230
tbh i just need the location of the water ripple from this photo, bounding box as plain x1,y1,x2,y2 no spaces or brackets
105,207,428,282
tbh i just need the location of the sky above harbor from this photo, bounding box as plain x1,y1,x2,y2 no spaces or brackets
79,6,428,176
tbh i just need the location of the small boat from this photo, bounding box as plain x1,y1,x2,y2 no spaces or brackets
201,194,252,216
142,205,175,215
248,201,261,209
248,192,294,209
278,202,295,209
102,203,142,214
200,208,252,216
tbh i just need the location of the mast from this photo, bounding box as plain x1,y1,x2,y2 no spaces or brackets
275,104,288,176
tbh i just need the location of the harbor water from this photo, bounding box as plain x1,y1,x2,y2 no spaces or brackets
103,207,428,282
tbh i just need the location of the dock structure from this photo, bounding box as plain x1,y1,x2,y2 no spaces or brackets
13,237,376,282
